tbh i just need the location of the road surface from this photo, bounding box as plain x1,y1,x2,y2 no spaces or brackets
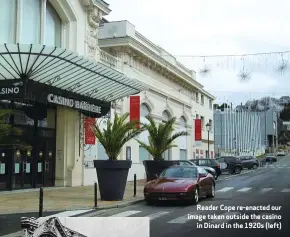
82,156,290,237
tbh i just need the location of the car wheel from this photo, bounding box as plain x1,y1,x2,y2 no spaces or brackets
192,188,199,205
234,166,241,174
207,182,215,198
252,164,258,169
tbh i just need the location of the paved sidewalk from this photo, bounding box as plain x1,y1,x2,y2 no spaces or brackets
0,180,145,214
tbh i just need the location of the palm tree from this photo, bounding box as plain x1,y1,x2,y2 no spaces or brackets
0,109,12,140
0,109,27,149
137,116,189,160
93,112,145,160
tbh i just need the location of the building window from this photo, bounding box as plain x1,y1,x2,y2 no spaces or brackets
126,146,131,160
209,100,213,109
201,116,205,130
139,146,150,162
0,0,16,44
180,149,187,159
1,0,62,45
162,110,171,123
196,114,199,119
209,119,213,131
201,95,204,105
196,92,199,102
45,2,62,47
20,0,41,44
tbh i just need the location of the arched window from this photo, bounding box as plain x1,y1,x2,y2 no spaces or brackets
46,2,62,47
0,0,16,44
180,116,186,127
139,104,151,162
162,110,171,123
141,104,150,117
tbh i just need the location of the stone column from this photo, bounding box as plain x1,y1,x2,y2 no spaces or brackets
80,0,103,62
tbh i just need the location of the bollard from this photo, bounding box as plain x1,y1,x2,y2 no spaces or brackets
39,187,43,217
133,174,136,197
94,181,98,208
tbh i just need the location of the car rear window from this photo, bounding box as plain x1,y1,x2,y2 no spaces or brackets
210,159,219,165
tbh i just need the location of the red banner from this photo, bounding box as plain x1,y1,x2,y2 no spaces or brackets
211,151,214,158
84,117,96,144
195,119,202,141
130,96,140,128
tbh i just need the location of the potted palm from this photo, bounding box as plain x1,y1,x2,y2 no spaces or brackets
93,112,144,201
137,116,189,181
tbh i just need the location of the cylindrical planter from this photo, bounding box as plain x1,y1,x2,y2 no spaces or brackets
143,160,176,182
94,160,132,201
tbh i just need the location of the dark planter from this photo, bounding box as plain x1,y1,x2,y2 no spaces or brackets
143,160,177,182
94,160,131,201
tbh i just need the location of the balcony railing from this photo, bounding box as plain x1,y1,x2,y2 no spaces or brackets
100,50,122,72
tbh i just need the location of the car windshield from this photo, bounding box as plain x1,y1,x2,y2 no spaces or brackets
160,167,198,179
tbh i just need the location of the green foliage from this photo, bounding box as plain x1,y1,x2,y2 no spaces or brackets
256,154,265,159
0,109,26,149
0,109,12,139
93,113,144,160
137,116,189,160
214,103,230,111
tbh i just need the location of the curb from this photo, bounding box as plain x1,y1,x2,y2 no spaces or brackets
0,199,145,216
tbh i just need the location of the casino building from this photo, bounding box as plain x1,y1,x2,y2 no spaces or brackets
0,0,147,191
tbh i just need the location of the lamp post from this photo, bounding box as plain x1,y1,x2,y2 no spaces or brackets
206,122,211,158
252,138,255,156
233,137,237,156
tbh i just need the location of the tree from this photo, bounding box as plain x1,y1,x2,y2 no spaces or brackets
0,109,13,140
137,116,189,160
244,97,283,112
0,109,27,150
93,112,144,160
214,103,230,111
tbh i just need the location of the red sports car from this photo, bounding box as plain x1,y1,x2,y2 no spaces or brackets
143,166,215,205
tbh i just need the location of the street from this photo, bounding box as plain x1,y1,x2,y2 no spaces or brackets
1,156,290,236
82,156,290,237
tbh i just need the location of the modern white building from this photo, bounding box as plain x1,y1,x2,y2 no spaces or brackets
83,19,215,183
214,108,264,156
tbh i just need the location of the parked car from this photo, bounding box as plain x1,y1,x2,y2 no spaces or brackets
238,156,259,169
265,154,277,162
277,150,285,156
144,166,215,205
215,156,243,174
190,158,221,179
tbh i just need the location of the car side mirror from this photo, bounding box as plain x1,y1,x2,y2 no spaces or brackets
154,174,158,179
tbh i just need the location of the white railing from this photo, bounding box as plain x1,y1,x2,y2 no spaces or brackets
100,50,122,71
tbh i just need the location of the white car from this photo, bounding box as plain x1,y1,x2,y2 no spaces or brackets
277,150,285,156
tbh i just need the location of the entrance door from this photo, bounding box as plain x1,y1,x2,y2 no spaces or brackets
0,149,10,191
12,150,33,189
36,139,55,187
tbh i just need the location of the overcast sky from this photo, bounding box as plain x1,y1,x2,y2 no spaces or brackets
105,0,289,105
